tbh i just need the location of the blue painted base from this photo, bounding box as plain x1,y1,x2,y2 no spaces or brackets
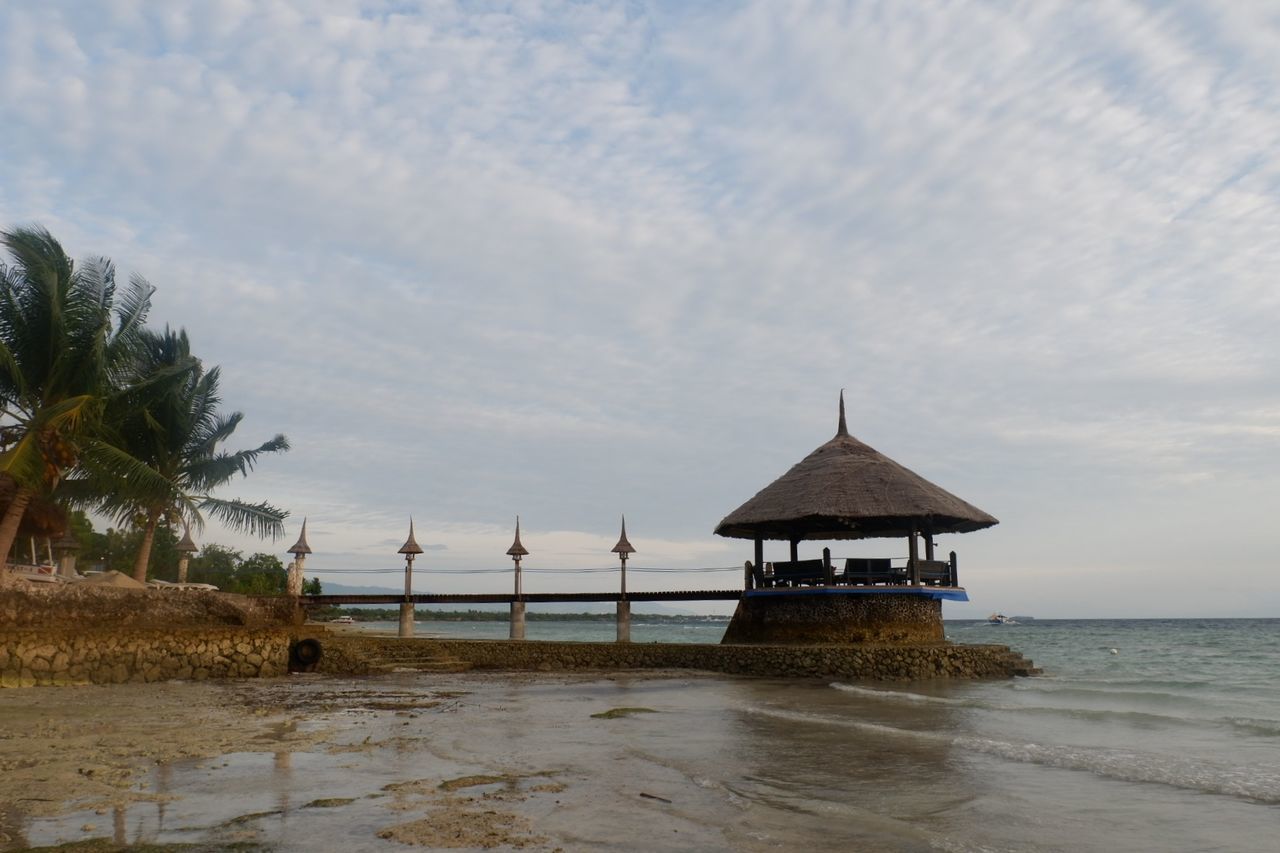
745,586,969,602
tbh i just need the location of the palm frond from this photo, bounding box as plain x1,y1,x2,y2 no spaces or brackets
0,338,28,402
185,434,289,491
191,407,240,457
39,394,94,431
197,496,289,540
104,272,154,373
0,430,45,486
75,437,183,510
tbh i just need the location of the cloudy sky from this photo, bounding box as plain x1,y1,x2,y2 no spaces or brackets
2,1,1277,617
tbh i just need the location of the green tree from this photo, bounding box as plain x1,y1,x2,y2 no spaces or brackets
73,522,179,578
0,226,154,562
302,576,322,595
187,543,241,587
230,552,286,595
80,326,289,581
67,509,104,556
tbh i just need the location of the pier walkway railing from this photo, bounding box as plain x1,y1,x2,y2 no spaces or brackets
302,589,743,606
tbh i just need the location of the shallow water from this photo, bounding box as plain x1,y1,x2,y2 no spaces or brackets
18,619,1280,852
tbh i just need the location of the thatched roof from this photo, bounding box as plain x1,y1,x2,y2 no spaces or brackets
506,516,528,557
611,516,635,556
398,518,424,555
287,518,312,555
176,525,199,553
714,395,998,541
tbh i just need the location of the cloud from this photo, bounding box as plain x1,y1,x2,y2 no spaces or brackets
2,1,1278,615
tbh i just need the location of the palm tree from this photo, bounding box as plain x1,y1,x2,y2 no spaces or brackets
0,226,153,564
80,326,290,581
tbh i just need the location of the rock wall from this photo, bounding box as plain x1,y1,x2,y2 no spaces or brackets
0,627,293,687
321,636,1038,680
0,583,299,631
721,592,944,645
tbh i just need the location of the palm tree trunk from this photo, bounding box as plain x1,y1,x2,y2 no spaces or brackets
0,485,34,568
132,509,162,583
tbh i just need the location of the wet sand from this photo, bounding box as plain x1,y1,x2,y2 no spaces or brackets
1,671,757,852
8,628,1275,852
5,669,1084,852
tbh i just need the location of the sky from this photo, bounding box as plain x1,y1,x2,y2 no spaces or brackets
1,1,1277,618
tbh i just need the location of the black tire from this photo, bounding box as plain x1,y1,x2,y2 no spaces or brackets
290,638,323,671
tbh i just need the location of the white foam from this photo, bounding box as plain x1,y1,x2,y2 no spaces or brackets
745,705,1280,804
830,682,965,706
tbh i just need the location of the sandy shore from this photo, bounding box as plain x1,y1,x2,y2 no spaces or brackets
1,670,741,852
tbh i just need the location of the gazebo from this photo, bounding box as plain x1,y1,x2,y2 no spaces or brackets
714,393,998,644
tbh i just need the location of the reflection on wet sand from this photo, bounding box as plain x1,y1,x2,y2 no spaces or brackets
3,673,997,852
0,805,29,849
111,804,125,846
274,750,292,818
722,680,980,851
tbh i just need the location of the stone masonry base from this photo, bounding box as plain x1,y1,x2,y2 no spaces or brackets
721,592,945,645
317,636,1039,680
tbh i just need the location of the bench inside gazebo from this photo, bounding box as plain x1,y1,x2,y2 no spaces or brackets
760,553,957,589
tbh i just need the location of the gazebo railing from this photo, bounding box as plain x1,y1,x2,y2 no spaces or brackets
750,551,959,590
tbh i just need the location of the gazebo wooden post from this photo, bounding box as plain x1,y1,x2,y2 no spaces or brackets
822,546,833,585
908,522,920,585
753,538,763,587
924,521,935,562
789,538,799,564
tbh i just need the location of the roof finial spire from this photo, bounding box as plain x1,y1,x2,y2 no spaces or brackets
399,518,424,555
611,515,635,556
837,389,849,436
288,517,312,555
507,515,529,557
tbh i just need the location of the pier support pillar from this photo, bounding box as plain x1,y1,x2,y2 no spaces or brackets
398,602,415,638
510,601,526,640
616,600,631,643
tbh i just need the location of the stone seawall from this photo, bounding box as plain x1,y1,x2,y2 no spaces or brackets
0,628,293,688
319,636,1039,680
722,592,945,645
0,583,298,631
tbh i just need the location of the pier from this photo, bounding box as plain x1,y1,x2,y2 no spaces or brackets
297,394,989,647
302,589,743,606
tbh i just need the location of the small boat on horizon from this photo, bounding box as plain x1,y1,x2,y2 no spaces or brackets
987,613,1018,625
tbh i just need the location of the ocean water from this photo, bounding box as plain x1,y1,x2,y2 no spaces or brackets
336,617,1280,847
19,618,1280,851
295,617,1280,850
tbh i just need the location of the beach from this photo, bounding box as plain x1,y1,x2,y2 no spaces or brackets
3,619,1278,852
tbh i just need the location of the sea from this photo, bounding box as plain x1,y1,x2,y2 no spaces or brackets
18,618,1280,851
